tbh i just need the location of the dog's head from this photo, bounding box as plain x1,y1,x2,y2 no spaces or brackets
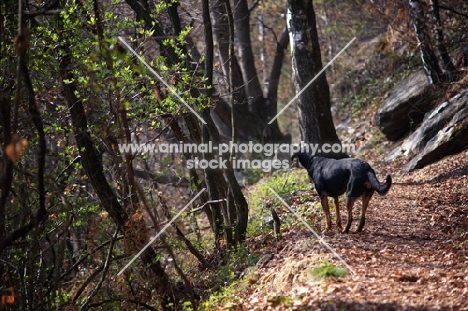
291,152,312,169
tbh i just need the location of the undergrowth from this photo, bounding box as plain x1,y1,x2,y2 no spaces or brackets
308,260,348,280
196,245,260,310
200,169,312,309
246,168,312,236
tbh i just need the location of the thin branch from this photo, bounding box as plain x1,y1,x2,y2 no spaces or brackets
80,227,119,310
159,194,210,269
189,199,227,214
24,0,60,18
23,36,47,223
439,4,468,19
133,181,198,308
145,107,182,144
0,0,48,252
248,0,261,13
53,156,81,184
254,16,279,45
58,236,124,283
12,0,25,133
72,266,105,303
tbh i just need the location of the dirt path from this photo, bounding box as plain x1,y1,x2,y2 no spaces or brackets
239,152,468,310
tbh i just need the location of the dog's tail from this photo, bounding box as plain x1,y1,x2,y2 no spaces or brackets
368,171,392,195
291,152,312,168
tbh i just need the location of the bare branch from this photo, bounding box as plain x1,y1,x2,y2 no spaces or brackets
80,227,119,310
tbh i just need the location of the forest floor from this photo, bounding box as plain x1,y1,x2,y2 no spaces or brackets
226,146,468,310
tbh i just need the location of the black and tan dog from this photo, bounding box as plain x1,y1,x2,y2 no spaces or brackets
292,152,392,233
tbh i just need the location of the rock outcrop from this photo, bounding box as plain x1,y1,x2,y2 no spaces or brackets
400,91,468,173
383,89,468,173
375,70,438,141
386,90,468,160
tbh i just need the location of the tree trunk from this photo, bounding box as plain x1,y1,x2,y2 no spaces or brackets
211,0,262,141
200,110,249,244
409,0,443,85
0,49,48,251
168,118,222,242
258,11,268,96
211,0,245,108
211,0,285,142
286,0,343,156
233,0,265,117
429,0,456,81
266,29,290,142
202,0,248,244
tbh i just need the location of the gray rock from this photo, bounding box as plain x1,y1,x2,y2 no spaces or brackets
375,70,437,141
386,90,468,162
400,90,468,173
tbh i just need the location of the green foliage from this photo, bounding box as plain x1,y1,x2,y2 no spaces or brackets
244,167,326,242
200,246,259,310
250,169,309,203
308,260,348,280
242,168,264,185
1,0,200,307
268,295,293,308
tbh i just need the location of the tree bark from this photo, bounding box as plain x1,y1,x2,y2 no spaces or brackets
202,0,249,244
211,0,285,142
286,0,343,156
201,0,235,245
429,0,456,80
409,0,443,85
233,0,265,116
168,118,221,241
266,29,290,142
199,109,249,244
211,0,261,141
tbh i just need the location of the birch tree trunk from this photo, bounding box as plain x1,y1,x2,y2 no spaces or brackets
286,0,343,155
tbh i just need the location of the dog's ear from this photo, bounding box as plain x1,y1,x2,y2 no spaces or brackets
291,154,299,168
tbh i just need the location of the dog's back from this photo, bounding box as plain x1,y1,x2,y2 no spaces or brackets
292,152,392,232
292,152,392,196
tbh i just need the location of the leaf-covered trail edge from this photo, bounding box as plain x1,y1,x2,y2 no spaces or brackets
235,151,468,310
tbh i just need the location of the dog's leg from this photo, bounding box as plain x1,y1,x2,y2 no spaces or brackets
333,197,342,230
356,190,374,232
320,196,332,231
343,197,357,233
